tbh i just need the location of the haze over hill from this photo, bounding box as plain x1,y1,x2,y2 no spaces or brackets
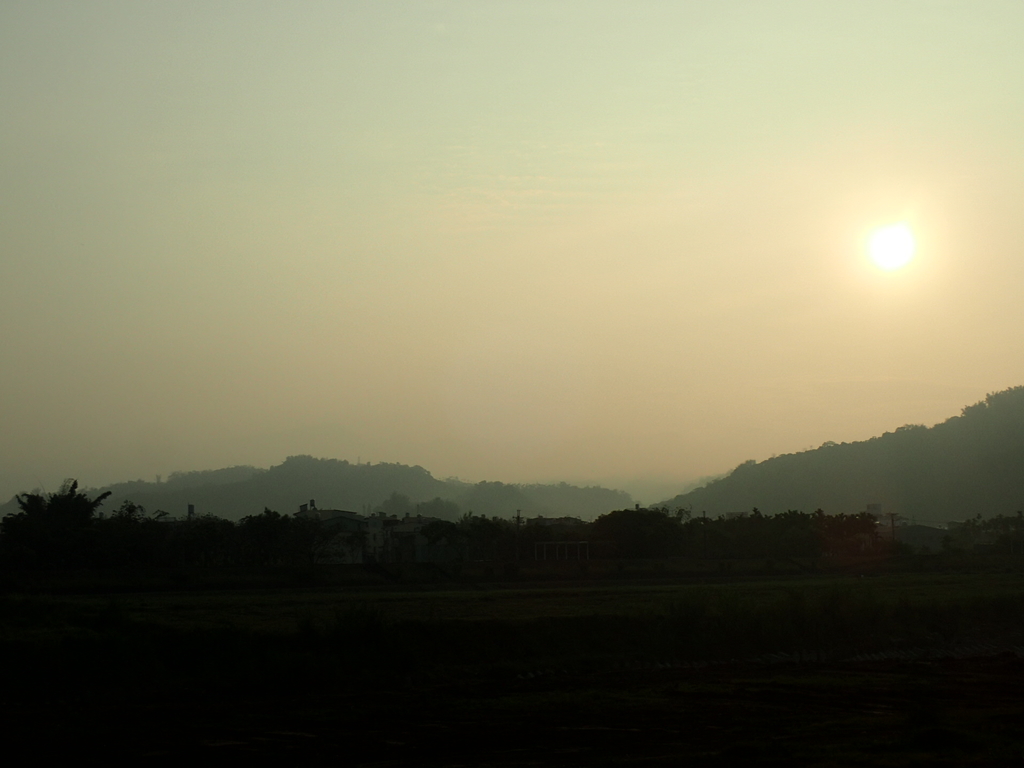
661,387,1024,524
7,388,1022,526
4,5,1024,510
0,456,633,523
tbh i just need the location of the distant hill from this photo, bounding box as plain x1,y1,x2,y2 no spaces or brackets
660,386,1024,523
0,455,632,522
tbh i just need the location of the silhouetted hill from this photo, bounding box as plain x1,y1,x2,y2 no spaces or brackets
660,386,1024,522
517,482,633,520
0,456,632,522
161,465,264,490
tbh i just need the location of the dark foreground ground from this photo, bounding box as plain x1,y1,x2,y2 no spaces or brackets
5,654,1023,765
3,565,1023,765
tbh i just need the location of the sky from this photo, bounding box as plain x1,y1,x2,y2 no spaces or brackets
3,1,1024,504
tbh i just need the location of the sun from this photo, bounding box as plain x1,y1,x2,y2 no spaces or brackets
868,223,916,271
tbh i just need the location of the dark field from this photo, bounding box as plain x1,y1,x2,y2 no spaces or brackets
3,567,1024,764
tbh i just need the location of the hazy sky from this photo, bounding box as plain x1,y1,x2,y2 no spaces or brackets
3,2,1024,503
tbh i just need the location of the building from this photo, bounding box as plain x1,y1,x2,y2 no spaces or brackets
297,499,368,564
295,500,461,563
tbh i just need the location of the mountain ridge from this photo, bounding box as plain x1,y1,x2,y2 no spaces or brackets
660,386,1024,522
0,455,633,522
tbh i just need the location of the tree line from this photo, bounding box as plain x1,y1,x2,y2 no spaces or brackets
6,455,635,524
0,479,937,571
0,481,330,570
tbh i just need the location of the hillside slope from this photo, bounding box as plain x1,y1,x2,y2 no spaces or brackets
661,386,1024,522
0,456,632,522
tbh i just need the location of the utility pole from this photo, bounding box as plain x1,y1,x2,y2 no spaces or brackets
885,512,899,545
514,509,522,561
702,510,707,560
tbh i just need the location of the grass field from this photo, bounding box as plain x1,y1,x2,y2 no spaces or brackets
2,567,1023,764
6,569,1024,644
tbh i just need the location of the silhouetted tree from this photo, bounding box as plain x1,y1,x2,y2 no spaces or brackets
0,480,111,568
377,492,414,518
415,497,461,521
169,514,236,567
591,508,683,559
94,499,166,567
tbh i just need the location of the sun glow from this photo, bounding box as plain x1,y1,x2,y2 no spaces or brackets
868,223,916,271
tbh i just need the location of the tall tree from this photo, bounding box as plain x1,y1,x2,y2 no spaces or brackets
1,480,111,568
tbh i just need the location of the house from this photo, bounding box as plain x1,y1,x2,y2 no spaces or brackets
383,514,462,563
297,499,368,564
893,524,948,553
294,500,461,563
529,516,584,528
